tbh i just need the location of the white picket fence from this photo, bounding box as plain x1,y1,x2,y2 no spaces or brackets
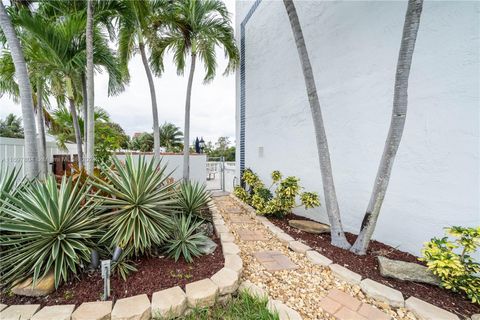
0,137,77,177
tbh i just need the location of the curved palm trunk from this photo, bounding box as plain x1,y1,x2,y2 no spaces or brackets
0,2,39,178
35,79,47,179
350,0,423,255
283,0,350,249
182,53,196,181
139,38,160,159
86,0,95,173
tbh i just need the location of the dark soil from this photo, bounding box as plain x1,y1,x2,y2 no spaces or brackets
269,214,480,319
0,238,224,308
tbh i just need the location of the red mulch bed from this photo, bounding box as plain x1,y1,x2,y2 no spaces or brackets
269,214,480,319
0,238,224,308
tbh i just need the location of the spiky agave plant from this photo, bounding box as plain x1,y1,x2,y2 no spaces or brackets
0,163,23,217
165,214,209,263
91,155,178,257
177,181,211,218
0,175,101,288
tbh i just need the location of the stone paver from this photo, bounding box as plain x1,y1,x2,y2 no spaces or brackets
111,294,150,320
288,240,311,253
319,297,342,315
267,299,302,320
360,278,404,308
72,301,112,320
306,250,332,266
12,271,55,297
254,250,298,272
275,232,294,244
224,254,243,274
238,280,268,299
219,232,235,242
358,304,392,320
329,263,362,285
222,242,240,255
151,286,187,319
31,305,75,320
237,228,268,241
0,304,41,320
335,307,368,320
321,289,392,320
405,297,460,320
185,278,219,308
228,214,255,224
0,304,8,312
214,224,228,234
327,289,362,311
211,268,240,295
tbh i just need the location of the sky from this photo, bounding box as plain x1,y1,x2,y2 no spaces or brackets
0,0,236,145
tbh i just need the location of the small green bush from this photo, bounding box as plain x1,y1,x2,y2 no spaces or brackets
165,214,209,263
236,169,320,217
420,226,480,304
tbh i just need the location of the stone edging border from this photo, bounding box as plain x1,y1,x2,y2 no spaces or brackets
228,193,466,320
0,198,242,320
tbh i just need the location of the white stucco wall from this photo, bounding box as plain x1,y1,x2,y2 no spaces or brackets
115,153,207,184
236,0,480,256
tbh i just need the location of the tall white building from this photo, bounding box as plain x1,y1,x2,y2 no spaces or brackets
235,0,479,255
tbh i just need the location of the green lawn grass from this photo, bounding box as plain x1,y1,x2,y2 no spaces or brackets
154,291,279,320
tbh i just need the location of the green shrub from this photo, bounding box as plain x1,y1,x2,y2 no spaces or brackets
237,169,320,217
165,214,209,263
91,155,177,256
0,175,100,288
177,181,210,219
234,185,250,203
420,226,480,304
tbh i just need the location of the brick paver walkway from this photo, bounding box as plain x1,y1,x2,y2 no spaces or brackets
212,195,400,320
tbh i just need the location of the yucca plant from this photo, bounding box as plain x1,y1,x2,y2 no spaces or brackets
165,214,209,263
177,181,211,218
0,175,101,288
91,155,178,256
0,163,23,217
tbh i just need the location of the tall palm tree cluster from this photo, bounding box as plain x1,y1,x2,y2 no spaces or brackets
0,0,238,180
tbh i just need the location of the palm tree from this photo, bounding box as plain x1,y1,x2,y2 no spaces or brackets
350,0,423,255
0,114,23,138
159,122,183,152
14,8,123,169
117,0,163,159
85,0,95,173
151,0,239,180
0,1,38,178
282,0,350,249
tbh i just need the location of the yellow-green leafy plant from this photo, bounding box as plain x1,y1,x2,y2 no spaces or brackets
238,169,320,217
234,185,250,203
420,226,480,304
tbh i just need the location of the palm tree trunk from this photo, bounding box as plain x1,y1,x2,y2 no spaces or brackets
81,73,88,156
0,1,39,179
350,0,423,255
283,0,350,249
68,98,84,169
35,78,47,179
182,53,196,181
86,0,95,173
138,36,160,159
